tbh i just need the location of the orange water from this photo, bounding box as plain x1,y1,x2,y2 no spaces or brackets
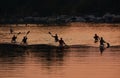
0,23,120,78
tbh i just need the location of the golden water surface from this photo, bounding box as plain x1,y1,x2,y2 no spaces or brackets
0,23,120,78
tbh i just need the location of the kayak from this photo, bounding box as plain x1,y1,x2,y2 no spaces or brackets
0,43,93,49
0,43,114,52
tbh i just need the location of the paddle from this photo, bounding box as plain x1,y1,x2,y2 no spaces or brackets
48,32,51,34
25,31,30,36
48,32,53,37
17,32,21,35
106,43,110,48
13,32,21,37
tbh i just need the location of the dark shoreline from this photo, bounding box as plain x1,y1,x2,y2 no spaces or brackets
0,22,120,27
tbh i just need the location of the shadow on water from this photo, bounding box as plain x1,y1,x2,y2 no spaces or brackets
0,44,69,69
27,45,102,69
108,45,120,56
0,48,27,72
0,44,27,57
0,43,119,69
28,47,69,69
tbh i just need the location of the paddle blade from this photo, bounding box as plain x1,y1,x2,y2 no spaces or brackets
106,43,110,48
26,31,30,35
17,32,21,35
48,32,51,34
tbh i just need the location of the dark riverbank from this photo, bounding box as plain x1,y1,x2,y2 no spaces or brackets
1,13,120,25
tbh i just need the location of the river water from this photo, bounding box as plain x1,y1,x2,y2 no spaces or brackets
0,23,120,78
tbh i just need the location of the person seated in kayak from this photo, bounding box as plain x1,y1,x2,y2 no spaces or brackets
93,34,100,43
100,37,106,46
59,38,66,47
52,34,59,42
22,36,28,44
11,35,17,43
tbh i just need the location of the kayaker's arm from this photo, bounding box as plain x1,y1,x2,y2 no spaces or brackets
48,32,54,37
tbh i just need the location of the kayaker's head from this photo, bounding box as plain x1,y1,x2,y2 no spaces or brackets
101,37,103,40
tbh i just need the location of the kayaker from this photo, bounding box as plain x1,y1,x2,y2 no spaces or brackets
11,35,17,43
22,36,28,44
100,37,106,45
59,38,66,47
53,34,59,42
93,34,100,43
49,32,59,42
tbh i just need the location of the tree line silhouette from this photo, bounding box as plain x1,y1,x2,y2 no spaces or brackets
0,0,120,17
